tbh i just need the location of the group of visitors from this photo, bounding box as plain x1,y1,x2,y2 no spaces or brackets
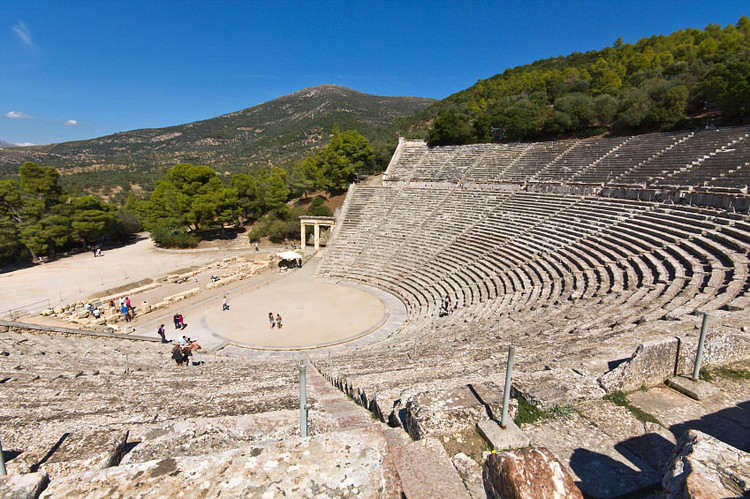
85,302,101,319
173,313,186,329
171,335,201,366
105,296,136,322
268,312,283,329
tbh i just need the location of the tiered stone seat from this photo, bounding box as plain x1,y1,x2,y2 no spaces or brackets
536,137,626,183
497,141,573,183
617,127,750,186
564,132,690,184
462,144,528,182
661,130,750,187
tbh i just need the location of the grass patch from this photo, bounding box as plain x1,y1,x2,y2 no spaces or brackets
514,396,578,426
713,366,750,380
603,391,663,426
699,367,713,382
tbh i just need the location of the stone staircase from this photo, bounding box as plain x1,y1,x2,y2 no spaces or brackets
306,360,474,498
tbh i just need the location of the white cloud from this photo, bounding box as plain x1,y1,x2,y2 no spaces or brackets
12,21,33,47
15,142,35,147
64,120,78,126
5,111,33,119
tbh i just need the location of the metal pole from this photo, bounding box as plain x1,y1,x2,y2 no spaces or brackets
0,437,6,475
125,354,129,374
692,313,710,381
299,360,308,437
328,350,331,369
500,345,516,429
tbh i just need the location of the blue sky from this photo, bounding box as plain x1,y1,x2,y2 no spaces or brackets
1,1,747,145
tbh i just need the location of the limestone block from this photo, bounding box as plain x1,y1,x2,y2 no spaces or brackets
599,336,679,393
76,310,90,319
0,472,49,499
513,369,605,409
663,429,750,498
404,382,516,440
41,428,396,498
40,309,53,316
140,302,152,314
53,305,64,314
8,430,128,479
676,331,750,376
483,447,583,499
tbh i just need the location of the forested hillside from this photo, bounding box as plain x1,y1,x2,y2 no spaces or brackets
398,17,750,145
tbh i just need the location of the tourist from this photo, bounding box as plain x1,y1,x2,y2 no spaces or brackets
268,312,275,329
92,308,100,319
177,314,185,329
157,324,167,343
171,342,184,366
275,313,283,330
121,304,131,322
255,242,259,252
173,313,181,329
125,296,132,313
222,295,229,311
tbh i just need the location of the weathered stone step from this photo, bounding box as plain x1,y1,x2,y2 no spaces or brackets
40,428,402,498
382,427,471,498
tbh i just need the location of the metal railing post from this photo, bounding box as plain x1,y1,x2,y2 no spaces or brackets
500,345,516,429
692,313,710,381
299,360,308,437
125,354,129,374
0,436,6,475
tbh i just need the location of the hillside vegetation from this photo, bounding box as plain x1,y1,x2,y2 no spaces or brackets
398,17,750,145
0,86,434,201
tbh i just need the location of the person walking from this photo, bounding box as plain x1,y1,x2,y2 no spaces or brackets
268,312,275,329
275,313,283,330
157,324,167,343
222,295,229,311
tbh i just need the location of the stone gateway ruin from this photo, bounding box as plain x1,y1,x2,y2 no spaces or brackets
3,126,750,497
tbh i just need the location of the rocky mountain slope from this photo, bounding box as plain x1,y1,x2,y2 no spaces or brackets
0,86,434,182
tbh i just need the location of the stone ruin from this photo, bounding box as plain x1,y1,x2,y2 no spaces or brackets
5,127,750,496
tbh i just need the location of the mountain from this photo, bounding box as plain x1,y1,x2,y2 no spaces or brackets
0,140,17,148
0,85,435,194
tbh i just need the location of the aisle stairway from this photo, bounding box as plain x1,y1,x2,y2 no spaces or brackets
306,360,475,498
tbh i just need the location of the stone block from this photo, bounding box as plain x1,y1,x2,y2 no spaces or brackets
8,430,128,479
477,419,529,451
676,331,750,376
0,472,49,499
41,428,398,497
663,429,750,498
599,336,679,393
513,369,605,409
483,447,583,499
665,376,720,401
404,382,515,440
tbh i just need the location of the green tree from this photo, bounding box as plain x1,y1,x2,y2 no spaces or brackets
70,195,120,245
143,163,240,236
427,111,475,146
288,156,318,198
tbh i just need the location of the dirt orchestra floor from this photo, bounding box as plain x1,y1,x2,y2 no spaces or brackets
193,260,386,349
2,235,393,352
